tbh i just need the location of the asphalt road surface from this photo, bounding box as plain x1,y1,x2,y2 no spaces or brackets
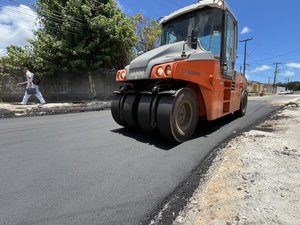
0,95,298,225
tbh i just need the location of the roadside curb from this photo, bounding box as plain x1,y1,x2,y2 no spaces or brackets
0,101,111,119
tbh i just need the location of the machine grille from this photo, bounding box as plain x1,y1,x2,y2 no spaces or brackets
129,68,146,78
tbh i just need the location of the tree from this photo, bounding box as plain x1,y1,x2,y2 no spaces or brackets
276,82,285,87
0,45,34,73
30,0,137,75
286,81,300,91
132,14,161,53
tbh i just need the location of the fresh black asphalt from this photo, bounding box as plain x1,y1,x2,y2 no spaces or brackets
0,96,292,225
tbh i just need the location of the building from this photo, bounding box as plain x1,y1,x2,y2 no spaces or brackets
247,81,273,95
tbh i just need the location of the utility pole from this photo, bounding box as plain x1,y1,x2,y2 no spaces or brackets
272,62,281,93
240,38,253,76
286,78,290,91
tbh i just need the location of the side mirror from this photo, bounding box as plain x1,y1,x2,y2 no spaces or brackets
191,29,199,49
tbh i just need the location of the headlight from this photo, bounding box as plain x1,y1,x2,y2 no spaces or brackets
157,67,164,76
165,65,172,76
151,63,175,79
120,71,126,79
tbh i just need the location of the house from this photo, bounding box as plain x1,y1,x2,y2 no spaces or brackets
247,81,273,95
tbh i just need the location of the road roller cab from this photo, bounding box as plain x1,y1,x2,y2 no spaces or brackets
111,0,248,142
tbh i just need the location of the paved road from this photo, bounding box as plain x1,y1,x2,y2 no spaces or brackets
0,95,299,225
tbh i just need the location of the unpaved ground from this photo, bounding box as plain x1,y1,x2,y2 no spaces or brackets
174,101,300,225
0,101,110,118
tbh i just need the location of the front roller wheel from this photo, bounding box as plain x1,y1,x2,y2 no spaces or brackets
157,88,199,142
123,94,141,130
111,94,126,127
137,95,157,134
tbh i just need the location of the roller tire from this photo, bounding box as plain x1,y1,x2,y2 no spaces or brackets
137,95,156,134
157,88,198,142
111,94,126,127
235,90,248,117
123,94,141,130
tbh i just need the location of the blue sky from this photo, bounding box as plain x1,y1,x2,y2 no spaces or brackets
1,0,300,83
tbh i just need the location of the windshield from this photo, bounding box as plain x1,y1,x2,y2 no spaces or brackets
161,8,223,57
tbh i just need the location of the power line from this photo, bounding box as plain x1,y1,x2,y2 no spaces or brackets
0,5,91,37
0,0,91,29
0,2,36,17
246,57,270,79
2,0,132,29
254,49,300,63
1,0,160,31
0,1,134,38
0,7,97,38
2,0,34,9
246,42,262,59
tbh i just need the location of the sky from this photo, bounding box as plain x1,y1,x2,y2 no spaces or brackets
1,0,300,83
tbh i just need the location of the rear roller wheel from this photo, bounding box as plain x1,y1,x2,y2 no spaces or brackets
235,90,248,117
123,94,141,130
111,94,126,127
157,88,198,142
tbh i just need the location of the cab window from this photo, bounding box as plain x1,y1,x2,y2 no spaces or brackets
222,12,237,77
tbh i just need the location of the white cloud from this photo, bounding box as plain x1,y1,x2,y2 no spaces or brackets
251,65,272,73
241,26,252,35
286,62,300,69
0,4,37,56
282,71,295,77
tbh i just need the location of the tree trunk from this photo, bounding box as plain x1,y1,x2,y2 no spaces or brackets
88,71,97,98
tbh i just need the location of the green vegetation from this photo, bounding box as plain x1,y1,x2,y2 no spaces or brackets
0,1,162,77
277,81,300,91
1,0,137,75
132,13,161,53
0,45,34,73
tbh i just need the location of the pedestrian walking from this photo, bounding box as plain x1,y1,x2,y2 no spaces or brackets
17,67,46,105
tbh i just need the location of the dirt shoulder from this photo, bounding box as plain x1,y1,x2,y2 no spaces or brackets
173,99,300,225
0,101,111,118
